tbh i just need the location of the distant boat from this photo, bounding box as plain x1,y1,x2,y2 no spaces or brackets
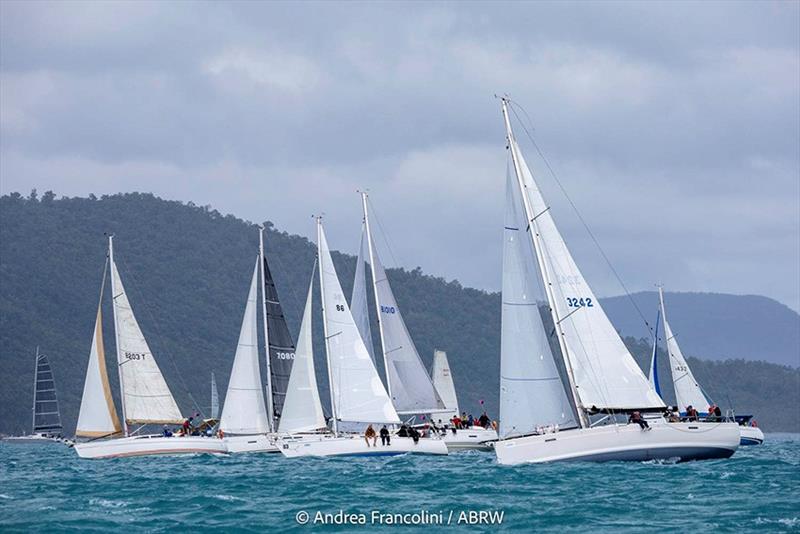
492,97,739,464
651,287,764,446
358,192,497,450
73,236,226,459
277,217,447,457
3,347,68,444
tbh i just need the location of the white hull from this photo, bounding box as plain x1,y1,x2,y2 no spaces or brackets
278,434,449,458
739,426,765,446
74,434,228,459
3,434,69,445
441,427,498,451
223,434,279,453
495,420,739,465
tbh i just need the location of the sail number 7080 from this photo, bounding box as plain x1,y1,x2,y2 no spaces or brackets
566,297,593,308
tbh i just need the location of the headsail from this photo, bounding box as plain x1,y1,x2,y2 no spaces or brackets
109,241,183,427
77,263,122,438
351,224,377,363
503,103,664,412
220,258,270,435
210,372,219,420
32,349,63,435
431,350,460,421
648,309,662,397
278,265,327,433
499,168,577,439
317,219,400,426
361,194,445,414
659,288,709,414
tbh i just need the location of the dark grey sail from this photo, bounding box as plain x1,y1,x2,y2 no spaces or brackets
32,348,63,435
262,257,295,420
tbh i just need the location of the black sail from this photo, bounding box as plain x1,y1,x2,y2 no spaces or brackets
33,352,63,434
262,257,295,421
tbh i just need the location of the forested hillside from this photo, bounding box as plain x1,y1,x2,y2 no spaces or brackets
1,192,797,435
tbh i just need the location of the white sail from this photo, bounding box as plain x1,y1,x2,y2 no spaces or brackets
648,309,663,397
210,372,219,420
351,224,377,363
110,258,183,425
278,268,326,433
431,350,459,421
317,221,400,425
507,132,664,411
76,301,122,437
220,258,270,435
659,289,709,414
362,195,445,414
500,170,577,439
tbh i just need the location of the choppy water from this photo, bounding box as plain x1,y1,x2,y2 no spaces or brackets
1,434,798,532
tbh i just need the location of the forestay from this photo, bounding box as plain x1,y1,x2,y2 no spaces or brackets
110,259,183,424
508,135,664,411
221,259,270,435
431,350,459,421
278,268,326,433
317,223,400,425
351,224,377,364
500,170,577,439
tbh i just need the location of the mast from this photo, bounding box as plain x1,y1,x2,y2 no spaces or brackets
501,98,589,428
359,191,392,398
31,346,39,434
108,235,129,436
316,217,338,435
259,227,276,432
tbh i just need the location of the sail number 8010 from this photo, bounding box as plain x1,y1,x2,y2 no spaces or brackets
566,297,593,308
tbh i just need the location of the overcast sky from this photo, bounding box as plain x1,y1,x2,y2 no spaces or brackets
2,1,798,311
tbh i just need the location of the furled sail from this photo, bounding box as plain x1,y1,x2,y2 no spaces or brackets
648,309,662,397
110,257,183,425
262,255,295,420
351,224,377,363
500,170,577,439
431,350,460,421
210,372,219,420
76,283,122,437
278,267,326,433
32,350,63,434
507,132,664,411
220,258,270,435
317,221,400,425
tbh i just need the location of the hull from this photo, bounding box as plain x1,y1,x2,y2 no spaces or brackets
495,420,740,465
441,427,498,451
3,434,69,445
278,434,449,458
74,435,228,459
223,434,279,453
739,426,765,446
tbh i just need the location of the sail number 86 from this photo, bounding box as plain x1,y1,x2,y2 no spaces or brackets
566,297,593,308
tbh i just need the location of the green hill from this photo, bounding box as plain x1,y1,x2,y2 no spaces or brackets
1,191,797,435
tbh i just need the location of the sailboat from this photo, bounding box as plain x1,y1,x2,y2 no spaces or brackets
3,348,67,444
73,237,226,459
277,218,448,457
220,228,294,453
493,97,739,464
357,192,494,451
430,349,498,450
651,287,764,446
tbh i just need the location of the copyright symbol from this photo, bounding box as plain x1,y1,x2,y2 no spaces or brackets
296,510,309,525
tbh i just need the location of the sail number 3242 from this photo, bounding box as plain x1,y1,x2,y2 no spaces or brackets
566,297,593,308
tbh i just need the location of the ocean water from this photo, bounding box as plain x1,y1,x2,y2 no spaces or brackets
1,434,798,532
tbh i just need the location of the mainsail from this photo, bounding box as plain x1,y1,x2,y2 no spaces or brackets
211,372,219,420
648,309,662,397
262,254,296,421
109,241,183,426
659,288,709,414
278,266,326,433
361,194,445,414
317,218,400,427
77,267,122,438
351,224,377,363
431,350,459,421
499,169,577,439
220,258,270,435
504,104,664,412
32,349,63,435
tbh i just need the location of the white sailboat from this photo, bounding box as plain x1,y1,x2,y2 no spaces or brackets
278,218,447,457
493,97,739,464
431,349,498,450
358,193,491,450
74,237,226,459
653,287,764,446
